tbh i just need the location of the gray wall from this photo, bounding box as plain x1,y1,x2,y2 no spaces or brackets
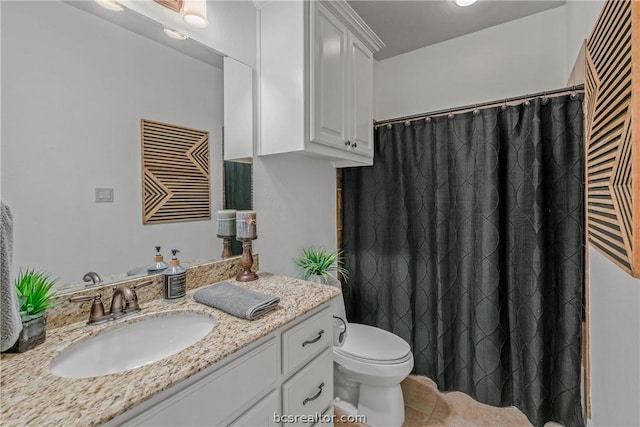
589,249,640,426
373,6,568,120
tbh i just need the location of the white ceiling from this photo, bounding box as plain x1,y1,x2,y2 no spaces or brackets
348,0,566,60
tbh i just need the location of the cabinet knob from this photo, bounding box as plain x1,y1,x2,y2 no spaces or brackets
344,140,351,147
352,142,357,149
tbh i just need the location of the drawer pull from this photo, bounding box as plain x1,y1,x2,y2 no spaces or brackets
302,330,324,347
303,382,325,406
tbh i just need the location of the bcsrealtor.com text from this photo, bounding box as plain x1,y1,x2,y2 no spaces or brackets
273,412,367,424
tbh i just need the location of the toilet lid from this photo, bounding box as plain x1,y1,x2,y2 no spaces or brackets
336,323,411,362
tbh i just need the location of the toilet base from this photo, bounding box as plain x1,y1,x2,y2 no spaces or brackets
358,383,405,427
334,364,406,427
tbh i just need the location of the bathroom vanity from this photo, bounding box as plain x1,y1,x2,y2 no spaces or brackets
0,274,340,426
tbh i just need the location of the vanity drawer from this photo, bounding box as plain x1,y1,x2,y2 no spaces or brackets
282,348,333,426
282,307,332,376
314,406,334,427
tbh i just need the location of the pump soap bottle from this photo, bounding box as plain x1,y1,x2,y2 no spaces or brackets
163,249,186,300
148,246,169,273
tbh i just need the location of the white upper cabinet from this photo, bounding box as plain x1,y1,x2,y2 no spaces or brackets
258,0,383,167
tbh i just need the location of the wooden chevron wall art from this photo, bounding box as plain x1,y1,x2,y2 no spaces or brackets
141,119,211,224
584,0,640,277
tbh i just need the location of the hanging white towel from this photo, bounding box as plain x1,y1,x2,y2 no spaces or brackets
1,202,22,351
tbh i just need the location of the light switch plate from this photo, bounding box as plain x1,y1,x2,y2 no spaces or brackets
95,187,114,203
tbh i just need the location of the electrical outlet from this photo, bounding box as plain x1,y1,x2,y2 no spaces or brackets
95,188,114,203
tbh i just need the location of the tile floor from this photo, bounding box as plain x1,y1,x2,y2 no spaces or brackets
335,375,532,427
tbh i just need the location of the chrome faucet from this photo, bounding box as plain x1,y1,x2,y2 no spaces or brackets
82,272,102,286
69,281,154,325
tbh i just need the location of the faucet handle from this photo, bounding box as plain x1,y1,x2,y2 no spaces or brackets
69,293,111,325
129,280,155,311
131,280,154,291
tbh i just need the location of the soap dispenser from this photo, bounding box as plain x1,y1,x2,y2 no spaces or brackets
148,246,169,273
163,249,186,300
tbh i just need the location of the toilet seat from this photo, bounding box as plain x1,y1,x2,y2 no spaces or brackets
335,323,411,363
333,323,414,382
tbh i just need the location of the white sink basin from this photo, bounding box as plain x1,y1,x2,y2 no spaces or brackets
50,312,216,378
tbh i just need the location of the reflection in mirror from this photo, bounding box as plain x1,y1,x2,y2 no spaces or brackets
0,1,250,294
223,161,253,256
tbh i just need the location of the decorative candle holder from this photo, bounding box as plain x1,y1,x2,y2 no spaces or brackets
235,210,258,281
236,237,258,282
217,235,234,259
216,209,236,259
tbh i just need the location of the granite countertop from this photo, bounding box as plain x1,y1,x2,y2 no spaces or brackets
0,273,340,427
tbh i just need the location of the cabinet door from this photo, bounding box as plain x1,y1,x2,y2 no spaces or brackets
230,390,279,427
348,35,374,157
123,339,278,426
310,2,348,150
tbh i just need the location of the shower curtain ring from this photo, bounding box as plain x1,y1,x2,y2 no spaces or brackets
473,104,480,116
501,99,508,111
570,85,578,100
541,92,549,105
524,95,531,107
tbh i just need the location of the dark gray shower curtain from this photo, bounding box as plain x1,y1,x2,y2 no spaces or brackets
342,95,584,427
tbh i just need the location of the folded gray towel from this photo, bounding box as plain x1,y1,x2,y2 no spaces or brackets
193,282,280,320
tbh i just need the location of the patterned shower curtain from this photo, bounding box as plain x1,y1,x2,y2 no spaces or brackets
342,94,585,427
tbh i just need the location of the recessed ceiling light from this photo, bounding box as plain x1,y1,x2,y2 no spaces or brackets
163,27,188,40
95,0,125,12
454,0,478,6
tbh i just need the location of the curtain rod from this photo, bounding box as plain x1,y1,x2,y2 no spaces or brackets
374,84,585,128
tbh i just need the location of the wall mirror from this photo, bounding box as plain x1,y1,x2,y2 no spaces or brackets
0,0,252,294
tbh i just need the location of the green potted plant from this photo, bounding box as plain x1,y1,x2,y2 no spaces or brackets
8,269,57,352
294,247,349,286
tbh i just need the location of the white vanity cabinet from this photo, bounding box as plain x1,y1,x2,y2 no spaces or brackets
258,0,383,167
108,305,334,427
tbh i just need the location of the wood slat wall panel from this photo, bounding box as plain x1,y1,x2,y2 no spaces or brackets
141,119,211,224
585,0,640,277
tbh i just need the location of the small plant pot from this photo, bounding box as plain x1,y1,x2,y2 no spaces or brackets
4,314,47,353
308,274,342,289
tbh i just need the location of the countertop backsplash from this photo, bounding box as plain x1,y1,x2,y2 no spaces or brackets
46,255,258,330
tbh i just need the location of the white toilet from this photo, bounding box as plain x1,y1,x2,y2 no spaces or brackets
331,290,414,426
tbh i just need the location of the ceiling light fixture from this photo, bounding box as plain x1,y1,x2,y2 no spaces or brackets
163,26,188,40
454,0,478,6
181,0,208,28
95,0,125,12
